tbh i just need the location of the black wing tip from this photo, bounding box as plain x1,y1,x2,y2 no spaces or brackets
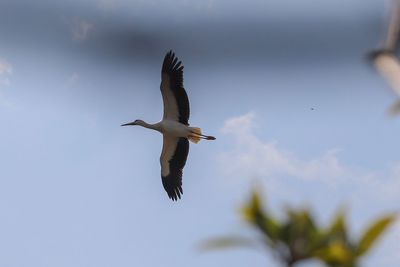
166,49,174,57
169,187,183,201
162,50,184,73
162,178,183,201
168,187,183,201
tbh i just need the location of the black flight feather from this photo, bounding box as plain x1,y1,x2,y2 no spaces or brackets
161,138,189,201
161,50,190,125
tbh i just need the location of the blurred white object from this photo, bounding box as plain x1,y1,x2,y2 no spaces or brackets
371,52,400,115
370,0,400,115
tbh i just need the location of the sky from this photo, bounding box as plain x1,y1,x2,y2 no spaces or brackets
0,0,399,267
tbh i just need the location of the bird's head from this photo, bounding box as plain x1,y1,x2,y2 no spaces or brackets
366,49,395,64
121,119,144,126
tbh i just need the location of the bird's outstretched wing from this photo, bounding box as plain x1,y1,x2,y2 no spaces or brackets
383,0,400,51
371,52,400,95
371,52,400,115
160,51,190,125
160,136,189,201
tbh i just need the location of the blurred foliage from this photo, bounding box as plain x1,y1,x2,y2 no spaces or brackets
203,189,396,267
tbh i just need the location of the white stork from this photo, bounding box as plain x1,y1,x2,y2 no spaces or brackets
369,0,400,115
122,51,216,201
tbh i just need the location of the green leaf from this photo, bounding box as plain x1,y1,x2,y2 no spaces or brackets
314,240,354,267
241,190,263,223
199,236,258,251
262,215,282,242
356,214,396,256
327,209,348,242
241,190,282,242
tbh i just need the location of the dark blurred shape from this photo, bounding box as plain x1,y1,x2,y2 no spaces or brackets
82,25,167,63
202,189,396,267
0,0,383,66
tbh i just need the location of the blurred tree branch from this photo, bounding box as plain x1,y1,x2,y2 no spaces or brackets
202,189,396,267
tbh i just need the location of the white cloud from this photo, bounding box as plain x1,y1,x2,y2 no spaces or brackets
219,112,347,184
0,59,12,75
70,18,94,42
0,59,12,86
0,58,13,108
219,113,400,191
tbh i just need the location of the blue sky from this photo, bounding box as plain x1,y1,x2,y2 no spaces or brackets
0,0,399,267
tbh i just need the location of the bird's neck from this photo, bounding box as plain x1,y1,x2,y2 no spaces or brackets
138,121,162,132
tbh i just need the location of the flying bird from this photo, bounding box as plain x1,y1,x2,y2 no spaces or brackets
369,0,400,115
122,51,216,201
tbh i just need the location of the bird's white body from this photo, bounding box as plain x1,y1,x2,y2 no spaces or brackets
160,120,191,137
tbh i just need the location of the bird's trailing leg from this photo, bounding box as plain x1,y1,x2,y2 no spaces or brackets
197,133,216,140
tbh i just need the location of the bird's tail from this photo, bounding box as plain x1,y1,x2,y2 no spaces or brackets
188,127,216,144
188,127,202,144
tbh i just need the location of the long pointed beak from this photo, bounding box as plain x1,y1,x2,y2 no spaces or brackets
121,121,136,126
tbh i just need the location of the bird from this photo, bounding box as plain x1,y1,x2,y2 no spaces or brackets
121,50,216,201
369,0,400,115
